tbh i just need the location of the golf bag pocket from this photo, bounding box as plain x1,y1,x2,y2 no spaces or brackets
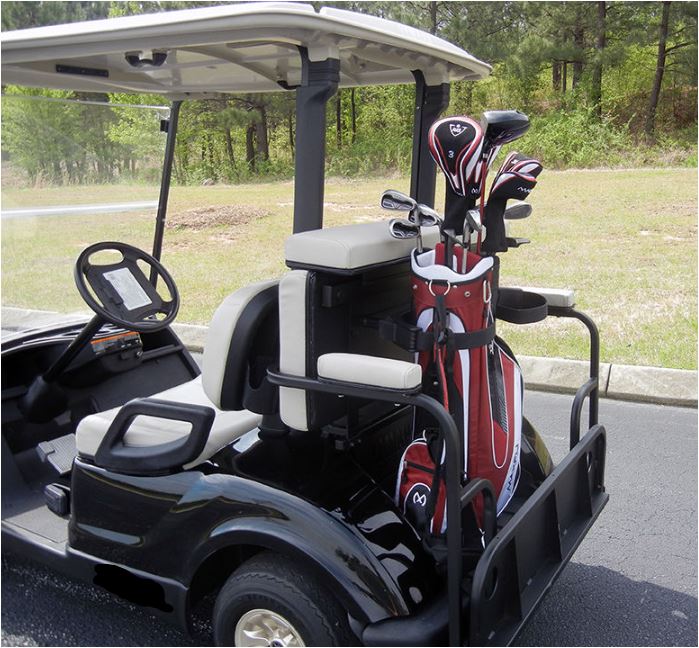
395,433,446,536
485,340,523,514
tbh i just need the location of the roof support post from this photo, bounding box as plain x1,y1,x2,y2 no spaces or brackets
410,71,450,208
151,100,181,279
293,51,340,233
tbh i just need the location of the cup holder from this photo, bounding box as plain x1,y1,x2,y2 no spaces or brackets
496,288,548,324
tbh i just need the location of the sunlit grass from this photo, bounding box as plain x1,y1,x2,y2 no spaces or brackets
2,168,696,369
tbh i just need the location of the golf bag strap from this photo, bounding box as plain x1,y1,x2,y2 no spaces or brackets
426,435,445,520
373,316,495,352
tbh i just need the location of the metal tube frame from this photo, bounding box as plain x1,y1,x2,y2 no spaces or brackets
409,71,450,208
547,306,600,449
267,369,501,645
292,50,340,233
151,100,182,283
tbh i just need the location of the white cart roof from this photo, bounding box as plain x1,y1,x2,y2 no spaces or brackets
0,2,491,96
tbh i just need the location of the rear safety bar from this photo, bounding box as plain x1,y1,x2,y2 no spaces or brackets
268,305,606,646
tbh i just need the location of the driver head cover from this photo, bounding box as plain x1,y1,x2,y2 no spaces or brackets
428,116,483,197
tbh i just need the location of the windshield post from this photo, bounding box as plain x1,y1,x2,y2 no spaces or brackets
292,49,340,233
410,71,450,208
150,100,181,280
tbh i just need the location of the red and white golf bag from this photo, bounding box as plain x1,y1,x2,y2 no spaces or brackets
396,242,522,536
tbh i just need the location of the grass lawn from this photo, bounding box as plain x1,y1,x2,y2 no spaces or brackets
2,168,696,369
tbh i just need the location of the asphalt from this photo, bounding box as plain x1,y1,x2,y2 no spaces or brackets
2,391,696,647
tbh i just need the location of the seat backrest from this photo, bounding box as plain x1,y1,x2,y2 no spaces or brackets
202,279,279,414
279,222,433,432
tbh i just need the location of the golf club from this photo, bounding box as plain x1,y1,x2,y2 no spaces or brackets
461,208,482,271
388,218,423,252
427,115,484,266
482,154,542,253
475,111,531,253
381,189,417,212
503,203,532,220
411,203,442,228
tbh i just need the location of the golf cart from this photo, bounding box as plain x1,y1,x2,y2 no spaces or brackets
1,4,608,646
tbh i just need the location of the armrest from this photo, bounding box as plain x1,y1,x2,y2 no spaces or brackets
515,286,575,309
317,353,422,391
94,398,215,475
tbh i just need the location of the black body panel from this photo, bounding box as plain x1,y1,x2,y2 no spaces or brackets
68,453,416,625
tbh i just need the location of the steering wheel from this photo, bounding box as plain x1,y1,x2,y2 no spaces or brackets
74,241,180,333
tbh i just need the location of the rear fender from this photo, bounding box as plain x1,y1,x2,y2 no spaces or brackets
521,416,554,481
182,484,411,625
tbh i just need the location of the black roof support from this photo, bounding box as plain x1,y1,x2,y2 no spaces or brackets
410,71,450,208
151,100,181,281
292,50,339,233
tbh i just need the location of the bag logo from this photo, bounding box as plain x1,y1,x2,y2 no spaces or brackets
450,123,466,136
413,492,427,506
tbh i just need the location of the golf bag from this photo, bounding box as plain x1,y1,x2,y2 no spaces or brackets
396,242,523,536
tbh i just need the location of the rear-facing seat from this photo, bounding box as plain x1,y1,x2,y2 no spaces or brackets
76,280,279,470
279,221,438,434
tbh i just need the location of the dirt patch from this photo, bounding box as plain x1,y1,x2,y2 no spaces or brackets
166,205,268,231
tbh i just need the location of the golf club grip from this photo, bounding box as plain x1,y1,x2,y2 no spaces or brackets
482,199,508,253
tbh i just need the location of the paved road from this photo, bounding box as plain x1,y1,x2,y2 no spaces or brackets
2,393,696,647
1,201,157,219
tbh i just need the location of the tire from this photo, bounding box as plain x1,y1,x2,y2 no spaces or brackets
213,552,355,647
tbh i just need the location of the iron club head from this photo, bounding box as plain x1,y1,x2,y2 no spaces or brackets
380,189,416,212
411,204,443,228
503,203,532,220
465,208,482,232
388,218,423,252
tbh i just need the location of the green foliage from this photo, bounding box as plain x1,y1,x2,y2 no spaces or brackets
519,108,635,168
1,0,696,187
1,1,108,30
1,88,167,185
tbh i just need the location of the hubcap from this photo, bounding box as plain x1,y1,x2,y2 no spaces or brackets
234,609,305,647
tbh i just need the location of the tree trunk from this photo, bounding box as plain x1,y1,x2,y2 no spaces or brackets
255,106,269,161
207,135,215,174
224,127,235,168
336,91,342,148
246,124,256,171
591,1,606,118
562,61,567,93
644,1,671,139
350,88,357,143
573,25,584,88
552,60,561,91
429,1,438,35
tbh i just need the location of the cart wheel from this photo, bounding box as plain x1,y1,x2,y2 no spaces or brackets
213,552,354,647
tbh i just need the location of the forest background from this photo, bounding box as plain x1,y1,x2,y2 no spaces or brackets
1,0,697,186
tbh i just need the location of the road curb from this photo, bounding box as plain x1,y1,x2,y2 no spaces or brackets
2,307,697,408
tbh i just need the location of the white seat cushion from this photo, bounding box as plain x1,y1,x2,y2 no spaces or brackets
285,221,441,270
202,279,278,408
278,270,309,431
76,376,262,470
317,353,422,390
